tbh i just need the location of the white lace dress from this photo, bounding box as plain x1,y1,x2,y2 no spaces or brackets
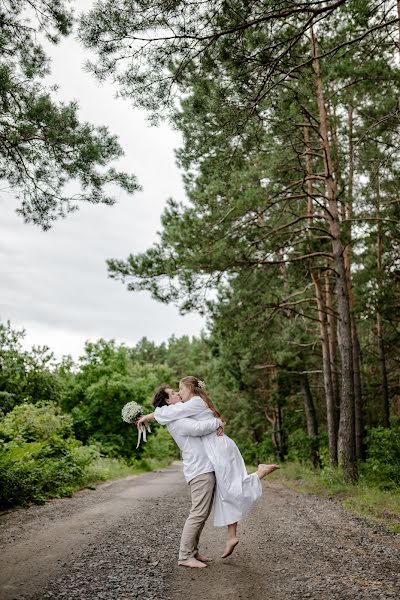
154,396,262,527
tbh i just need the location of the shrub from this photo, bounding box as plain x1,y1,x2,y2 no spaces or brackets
0,400,73,442
86,432,128,458
361,418,400,489
253,432,277,464
0,435,99,507
0,401,101,508
286,429,313,463
0,392,17,419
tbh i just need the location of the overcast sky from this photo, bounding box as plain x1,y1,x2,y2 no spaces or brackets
0,1,205,361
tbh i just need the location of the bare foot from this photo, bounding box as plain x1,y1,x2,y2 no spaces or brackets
179,557,208,568
195,553,212,562
221,537,239,558
257,463,280,479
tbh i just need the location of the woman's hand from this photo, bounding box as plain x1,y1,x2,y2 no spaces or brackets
136,413,154,428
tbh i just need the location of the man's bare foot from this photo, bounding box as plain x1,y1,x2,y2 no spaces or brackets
195,553,212,562
179,557,207,568
257,463,280,479
221,537,239,558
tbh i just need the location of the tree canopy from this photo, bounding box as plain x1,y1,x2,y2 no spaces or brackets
79,0,400,482
1,0,139,229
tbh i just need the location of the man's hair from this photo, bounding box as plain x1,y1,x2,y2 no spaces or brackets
153,384,170,408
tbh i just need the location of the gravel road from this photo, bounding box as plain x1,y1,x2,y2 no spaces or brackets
0,462,398,600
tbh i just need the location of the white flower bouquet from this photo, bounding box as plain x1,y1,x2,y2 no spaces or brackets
121,401,151,449
121,401,143,424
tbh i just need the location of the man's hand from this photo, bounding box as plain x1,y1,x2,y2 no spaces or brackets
216,424,224,436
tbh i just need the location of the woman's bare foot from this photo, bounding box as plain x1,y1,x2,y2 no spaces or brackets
221,537,239,558
257,463,280,479
195,553,212,562
179,557,207,568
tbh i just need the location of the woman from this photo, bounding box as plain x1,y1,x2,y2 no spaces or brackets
141,376,279,559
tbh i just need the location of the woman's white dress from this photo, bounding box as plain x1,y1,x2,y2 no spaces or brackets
185,397,262,527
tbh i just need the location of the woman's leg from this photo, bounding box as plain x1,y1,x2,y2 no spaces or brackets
221,522,239,558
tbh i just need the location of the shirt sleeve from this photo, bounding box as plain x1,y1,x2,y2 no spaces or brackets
177,417,223,437
154,397,206,425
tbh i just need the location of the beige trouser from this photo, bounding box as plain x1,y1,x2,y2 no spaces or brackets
178,471,216,563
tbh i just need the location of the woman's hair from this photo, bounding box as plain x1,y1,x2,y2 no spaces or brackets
180,376,222,419
153,384,170,408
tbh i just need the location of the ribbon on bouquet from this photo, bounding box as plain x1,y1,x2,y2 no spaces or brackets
136,423,151,449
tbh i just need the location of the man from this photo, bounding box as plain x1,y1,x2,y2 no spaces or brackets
138,385,223,569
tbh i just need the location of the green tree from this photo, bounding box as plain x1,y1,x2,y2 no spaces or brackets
0,321,62,416
1,0,139,229
80,0,400,481
58,339,174,457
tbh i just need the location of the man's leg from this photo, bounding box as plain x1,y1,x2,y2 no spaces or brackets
178,472,215,567
194,476,215,559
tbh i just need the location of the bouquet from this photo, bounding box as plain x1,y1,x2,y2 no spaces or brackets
121,401,151,449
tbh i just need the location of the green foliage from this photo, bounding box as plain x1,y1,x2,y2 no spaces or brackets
1,0,138,229
0,399,96,507
0,436,97,507
286,429,317,463
0,321,63,415
0,394,177,508
0,401,73,442
0,328,184,508
59,339,175,457
252,433,277,465
80,1,399,483
1,319,399,510
361,419,400,489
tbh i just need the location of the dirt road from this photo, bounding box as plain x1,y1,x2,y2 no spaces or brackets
0,463,398,600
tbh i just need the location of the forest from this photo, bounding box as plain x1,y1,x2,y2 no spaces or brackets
0,1,399,527
0,319,398,522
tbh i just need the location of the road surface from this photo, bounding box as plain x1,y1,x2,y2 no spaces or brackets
0,463,398,600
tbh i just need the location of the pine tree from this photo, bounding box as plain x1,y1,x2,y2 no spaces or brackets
1,0,139,229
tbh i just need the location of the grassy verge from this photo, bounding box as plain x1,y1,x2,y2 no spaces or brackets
0,455,176,510
272,462,400,533
80,456,175,490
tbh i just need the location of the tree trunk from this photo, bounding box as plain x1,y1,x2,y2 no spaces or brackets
346,104,364,460
300,372,321,468
311,271,338,466
324,267,340,425
303,125,314,220
352,323,364,457
376,173,390,427
265,405,287,461
397,1,400,54
304,123,338,466
311,30,357,482
377,312,390,427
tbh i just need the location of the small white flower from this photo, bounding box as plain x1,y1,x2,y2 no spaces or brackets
197,379,206,390
121,401,143,424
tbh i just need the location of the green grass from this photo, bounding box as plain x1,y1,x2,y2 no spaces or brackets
273,462,400,533
80,455,175,490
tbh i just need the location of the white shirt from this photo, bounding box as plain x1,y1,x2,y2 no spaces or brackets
155,396,221,483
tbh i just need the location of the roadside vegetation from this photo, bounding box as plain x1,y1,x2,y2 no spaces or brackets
1,322,398,533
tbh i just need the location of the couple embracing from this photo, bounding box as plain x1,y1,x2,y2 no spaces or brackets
136,376,279,568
